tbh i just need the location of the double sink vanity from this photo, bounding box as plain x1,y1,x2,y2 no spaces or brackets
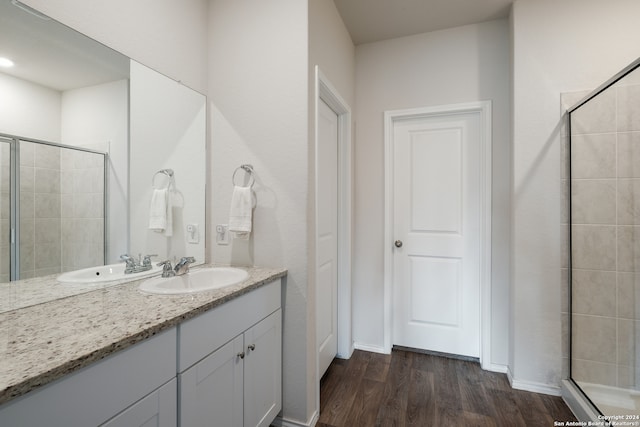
0,264,286,427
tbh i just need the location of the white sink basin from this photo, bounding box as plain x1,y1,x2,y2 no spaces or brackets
58,263,162,284
139,267,249,295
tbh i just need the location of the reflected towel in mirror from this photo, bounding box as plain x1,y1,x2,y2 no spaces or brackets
229,186,252,240
149,188,173,236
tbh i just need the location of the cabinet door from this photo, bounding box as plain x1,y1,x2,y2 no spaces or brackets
101,379,176,427
243,310,282,427
180,335,244,427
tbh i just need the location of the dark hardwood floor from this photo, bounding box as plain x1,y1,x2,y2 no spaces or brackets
318,349,577,426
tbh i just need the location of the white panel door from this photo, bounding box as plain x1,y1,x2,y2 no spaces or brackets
392,111,481,358
317,98,339,377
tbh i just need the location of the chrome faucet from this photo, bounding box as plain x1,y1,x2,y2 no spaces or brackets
174,257,196,276
120,253,157,274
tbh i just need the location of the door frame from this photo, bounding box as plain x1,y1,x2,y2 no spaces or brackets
383,101,493,369
314,67,353,361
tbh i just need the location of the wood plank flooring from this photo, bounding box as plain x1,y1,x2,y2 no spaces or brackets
318,349,577,427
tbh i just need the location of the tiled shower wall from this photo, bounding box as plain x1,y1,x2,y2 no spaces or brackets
19,141,104,279
565,67,640,390
60,147,105,272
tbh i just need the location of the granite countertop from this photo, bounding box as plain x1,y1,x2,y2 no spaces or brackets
0,264,287,405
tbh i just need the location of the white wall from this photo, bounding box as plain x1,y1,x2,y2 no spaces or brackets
207,0,311,423
61,80,129,263
510,0,640,393
307,0,355,419
353,19,511,367
0,72,61,141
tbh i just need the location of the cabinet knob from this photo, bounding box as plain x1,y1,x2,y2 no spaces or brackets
394,240,403,248
237,352,245,359
248,344,256,351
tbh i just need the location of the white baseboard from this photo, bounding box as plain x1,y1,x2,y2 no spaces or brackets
507,367,562,396
336,344,354,360
483,362,508,374
272,411,319,427
353,342,389,354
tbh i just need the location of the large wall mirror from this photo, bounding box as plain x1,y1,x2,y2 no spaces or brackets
0,0,206,284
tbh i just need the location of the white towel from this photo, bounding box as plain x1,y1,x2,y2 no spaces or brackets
229,186,252,240
149,188,173,237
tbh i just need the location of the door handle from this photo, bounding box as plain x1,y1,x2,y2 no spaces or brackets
395,240,403,248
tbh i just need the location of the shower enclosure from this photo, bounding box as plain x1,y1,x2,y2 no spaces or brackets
0,133,106,282
566,58,640,419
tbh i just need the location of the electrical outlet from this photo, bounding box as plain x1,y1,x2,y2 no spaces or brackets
216,224,229,245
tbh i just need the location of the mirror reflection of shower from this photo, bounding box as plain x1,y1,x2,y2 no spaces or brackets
0,134,106,282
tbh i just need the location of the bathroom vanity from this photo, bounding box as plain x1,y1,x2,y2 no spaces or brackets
0,265,285,427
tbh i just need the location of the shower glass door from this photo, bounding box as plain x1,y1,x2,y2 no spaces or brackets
0,133,107,282
568,60,640,418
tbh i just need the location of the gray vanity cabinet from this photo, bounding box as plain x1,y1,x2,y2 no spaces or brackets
178,280,282,427
101,379,177,427
0,328,177,427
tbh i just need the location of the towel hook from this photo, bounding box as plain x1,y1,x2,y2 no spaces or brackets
232,164,255,187
152,168,174,189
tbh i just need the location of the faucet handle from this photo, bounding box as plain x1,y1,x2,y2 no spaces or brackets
120,254,135,266
157,260,175,277
180,256,196,264
142,254,158,266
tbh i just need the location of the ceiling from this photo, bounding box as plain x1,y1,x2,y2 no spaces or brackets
0,0,128,92
332,0,514,45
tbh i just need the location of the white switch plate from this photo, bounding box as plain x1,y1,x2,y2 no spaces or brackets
186,223,199,244
216,224,229,245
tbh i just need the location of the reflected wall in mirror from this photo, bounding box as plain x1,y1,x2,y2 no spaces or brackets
0,0,206,285
130,61,206,264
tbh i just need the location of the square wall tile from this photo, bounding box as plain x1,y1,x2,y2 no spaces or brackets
618,85,640,132
34,168,60,193
572,269,616,316
19,142,34,167
34,193,60,219
618,179,640,225
618,226,640,272
572,358,617,387
617,319,639,367
572,225,616,270
618,132,640,178
618,273,640,320
35,144,60,169
571,179,616,224
572,314,616,364
571,133,616,179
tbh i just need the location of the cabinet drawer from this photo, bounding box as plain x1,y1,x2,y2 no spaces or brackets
0,327,176,427
178,279,281,372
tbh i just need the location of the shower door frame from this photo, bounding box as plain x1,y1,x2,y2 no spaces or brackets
0,132,109,280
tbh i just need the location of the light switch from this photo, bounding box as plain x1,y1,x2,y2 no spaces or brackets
186,223,199,244
216,224,229,245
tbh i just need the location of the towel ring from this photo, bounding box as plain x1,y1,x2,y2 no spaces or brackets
232,164,255,187
152,168,174,188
